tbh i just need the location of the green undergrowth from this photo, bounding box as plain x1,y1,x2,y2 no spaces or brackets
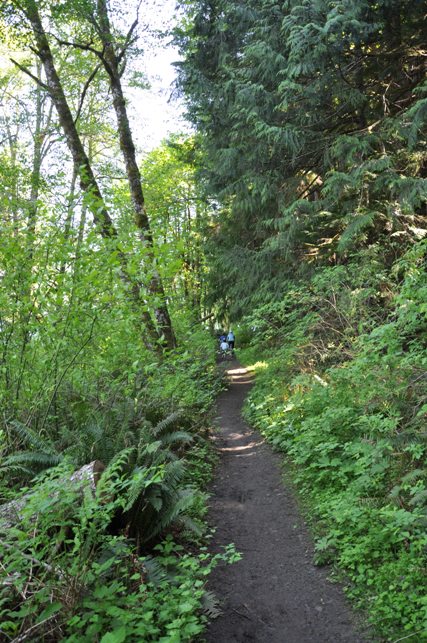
240,241,427,641
0,332,238,641
0,459,239,642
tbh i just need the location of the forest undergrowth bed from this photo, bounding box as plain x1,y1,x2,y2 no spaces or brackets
0,334,239,642
239,243,427,642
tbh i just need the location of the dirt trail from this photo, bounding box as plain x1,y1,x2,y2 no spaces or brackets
206,362,368,643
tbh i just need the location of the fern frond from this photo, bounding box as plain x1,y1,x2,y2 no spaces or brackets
0,463,33,476
176,513,203,537
149,488,195,537
124,467,161,512
161,431,193,447
401,469,426,484
142,555,167,585
8,420,53,452
152,411,183,437
145,486,163,512
2,451,62,468
85,423,104,443
101,447,135,485
408,490,427,508
142,440,163,456
201,590,222,619
162,460,186,489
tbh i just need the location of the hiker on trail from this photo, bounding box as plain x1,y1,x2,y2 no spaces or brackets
227,330,235,350
220,339,229,353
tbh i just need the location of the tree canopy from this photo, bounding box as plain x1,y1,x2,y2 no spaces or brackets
175,0,426,316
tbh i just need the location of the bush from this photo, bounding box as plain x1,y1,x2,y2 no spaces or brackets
240,242,427,640
0,461,240,641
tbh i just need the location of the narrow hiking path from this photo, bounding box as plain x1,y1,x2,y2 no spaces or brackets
206,361,368,643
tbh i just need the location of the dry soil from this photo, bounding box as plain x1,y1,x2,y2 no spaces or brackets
205,361,369,643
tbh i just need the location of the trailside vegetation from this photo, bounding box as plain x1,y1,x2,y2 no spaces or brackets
0,2,236,640
176,0,427,639
241,245,427,639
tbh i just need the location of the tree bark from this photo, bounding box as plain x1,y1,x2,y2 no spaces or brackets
59,162,78,276
4,118,19,236
16,62,50,402
23,2,115,237
95,0,176,349
27,61,44,248
15,0,161,348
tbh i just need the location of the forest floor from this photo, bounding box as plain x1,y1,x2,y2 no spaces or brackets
205,360,370,643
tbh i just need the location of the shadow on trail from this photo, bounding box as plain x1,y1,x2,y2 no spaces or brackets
206,360,368,643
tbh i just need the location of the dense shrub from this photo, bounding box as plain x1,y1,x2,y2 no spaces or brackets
242,241,427,640
0,462,239,641
0,327,229,640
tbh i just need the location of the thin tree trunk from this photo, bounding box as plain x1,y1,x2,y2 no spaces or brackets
16,63,46,402
95,0,176,349
27,62,43,250
16,0,160,348
23,1,115,238
59,162,78,276
4,119,20,236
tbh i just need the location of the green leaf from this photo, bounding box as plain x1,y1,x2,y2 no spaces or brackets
36,602,62,623
100,627,127,643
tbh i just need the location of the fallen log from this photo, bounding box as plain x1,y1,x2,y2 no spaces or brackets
0,460,105,530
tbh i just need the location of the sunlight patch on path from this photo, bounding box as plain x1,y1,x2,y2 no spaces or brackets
227,368,248,376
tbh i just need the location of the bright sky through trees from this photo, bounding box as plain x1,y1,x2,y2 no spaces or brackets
129,0,187,151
